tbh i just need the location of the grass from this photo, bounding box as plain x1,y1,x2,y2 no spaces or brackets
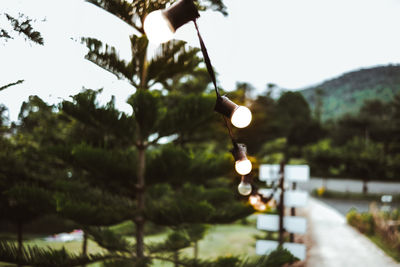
367,235,400,262
0,215,266,267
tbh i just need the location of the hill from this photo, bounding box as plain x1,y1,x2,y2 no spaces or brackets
299,65,400,121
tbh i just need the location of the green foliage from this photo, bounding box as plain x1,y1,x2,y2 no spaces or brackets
68,144,137,196
158,93,219,143
237,92,278,154
186,224,209,243
250,247,298,267
152,230,191,252
61,89,135,147
1,184,55,224
301,65,400,121
128,89,164,140
145,183,253,226
145,183,215,226
347,209,374,235
53,182,136,226
211,255,241,267
0,241,109,267
87,227,133,253
146,41,202,88
102,258,151,267
146,144,231,186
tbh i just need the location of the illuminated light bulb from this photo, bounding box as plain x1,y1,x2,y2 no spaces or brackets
256,203,266,211
249,195,260,205
235,159,252,175
231,106,252,128
144,10,175,44
231,143,252,176
238,181,252,196
143,0,200,45
214,96,252,128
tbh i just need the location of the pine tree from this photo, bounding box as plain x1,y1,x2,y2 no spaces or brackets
81,0,231,260
55,88,252,265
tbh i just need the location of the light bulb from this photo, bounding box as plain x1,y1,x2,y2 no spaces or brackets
238,181,252,196
249,195,260,205
235,159,252,175
231,106,252,128
255,203,266,211
144,10,175,44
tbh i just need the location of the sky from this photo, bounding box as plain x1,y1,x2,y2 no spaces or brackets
1,0,400,121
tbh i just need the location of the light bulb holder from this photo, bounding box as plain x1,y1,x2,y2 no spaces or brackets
162,0,200,33
242,173,252,184
215,95,239,119
231,143,248,162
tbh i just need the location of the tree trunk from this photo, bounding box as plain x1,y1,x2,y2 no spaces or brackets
17,221,22,267
174,250,179,267
136,145,146,258
136,23,148,258
81,230,88,267
194,241,198,260
362,179,368,194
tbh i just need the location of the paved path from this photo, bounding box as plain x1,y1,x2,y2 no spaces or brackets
306,198,400,267
317,198,371,216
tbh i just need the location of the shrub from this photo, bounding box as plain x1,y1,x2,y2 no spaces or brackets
346,209,374,235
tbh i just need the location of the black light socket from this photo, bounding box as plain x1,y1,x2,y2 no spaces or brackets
162,0,200,32
242,173,252,184
214,95,239,118
231,143,248,161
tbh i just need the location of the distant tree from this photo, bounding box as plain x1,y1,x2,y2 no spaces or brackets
275,91,324,159
237,90,278,155
342,137,386,193
314,88,324,122
0,122,55,265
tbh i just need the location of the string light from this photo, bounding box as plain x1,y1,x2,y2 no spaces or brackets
145,0,256,194
238,175,252,196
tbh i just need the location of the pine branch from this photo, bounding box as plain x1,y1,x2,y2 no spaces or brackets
146,41,201,87
0,241,112,267
86,227,134,253
86,0,143,32
83,37,136,84
5,13,44,45
0,29,12,39
0,80,24,91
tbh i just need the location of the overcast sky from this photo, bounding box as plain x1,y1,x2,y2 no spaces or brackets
1,0,400,121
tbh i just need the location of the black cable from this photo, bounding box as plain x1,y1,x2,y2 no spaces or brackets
193,19,238,145
193,20,220,98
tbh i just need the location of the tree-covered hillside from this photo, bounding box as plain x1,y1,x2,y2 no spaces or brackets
300,65,400,121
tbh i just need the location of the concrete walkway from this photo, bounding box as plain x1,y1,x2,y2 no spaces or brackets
306,198,400,267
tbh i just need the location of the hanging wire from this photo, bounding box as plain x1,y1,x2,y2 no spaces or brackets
193,20,220,98
193,20,237,145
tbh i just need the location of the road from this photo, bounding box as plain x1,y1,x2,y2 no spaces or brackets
299,178,400,194
297,178,399,216
306,198,400,267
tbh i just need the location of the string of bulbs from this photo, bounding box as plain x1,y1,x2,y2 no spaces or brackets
143,0,258,199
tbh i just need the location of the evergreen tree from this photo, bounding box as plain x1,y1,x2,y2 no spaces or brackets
80,0,241,262
55,88,252,265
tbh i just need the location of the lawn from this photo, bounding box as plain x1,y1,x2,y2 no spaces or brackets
1,215,265,266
